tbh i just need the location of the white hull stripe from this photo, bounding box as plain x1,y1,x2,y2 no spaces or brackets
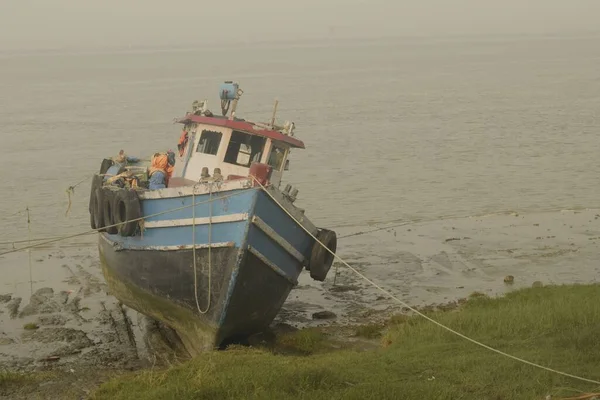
144,213,249,228
139,179,252,200
99,233,236,251
127,242,236,251
248,245,297,285
251,216,305,263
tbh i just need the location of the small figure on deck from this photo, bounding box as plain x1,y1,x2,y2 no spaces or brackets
148,150,176,189
104,150,140,182
268,146,285,169
200,167,210,181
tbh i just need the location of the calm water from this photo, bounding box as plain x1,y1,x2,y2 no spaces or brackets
1,36,600,361
1,34,599,269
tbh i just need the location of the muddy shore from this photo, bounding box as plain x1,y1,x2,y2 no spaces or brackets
2,208,599,396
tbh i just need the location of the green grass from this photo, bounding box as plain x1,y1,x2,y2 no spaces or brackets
275,328,328,354
90,284,600,400
354,323,384,339
468,291,488,299
23,323,39,330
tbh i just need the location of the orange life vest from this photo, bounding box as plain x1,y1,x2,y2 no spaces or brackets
149,153,173,186
177,130,188,157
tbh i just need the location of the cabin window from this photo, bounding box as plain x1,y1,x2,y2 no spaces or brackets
224,131,266,167
196,130,222,155
267,143,287,171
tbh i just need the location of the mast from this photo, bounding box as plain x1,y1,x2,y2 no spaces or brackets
270,99,279,128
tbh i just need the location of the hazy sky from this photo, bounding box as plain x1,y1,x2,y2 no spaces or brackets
1,0,599,50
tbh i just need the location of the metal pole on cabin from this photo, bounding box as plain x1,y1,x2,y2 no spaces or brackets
229,85,243,120
229,99,237,120
270,100,279,128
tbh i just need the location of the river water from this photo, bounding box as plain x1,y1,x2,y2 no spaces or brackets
1,34,600,365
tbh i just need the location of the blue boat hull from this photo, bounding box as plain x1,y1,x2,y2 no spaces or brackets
97,185,321,354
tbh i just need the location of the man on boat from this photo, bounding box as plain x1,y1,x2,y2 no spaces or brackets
148,150,176,189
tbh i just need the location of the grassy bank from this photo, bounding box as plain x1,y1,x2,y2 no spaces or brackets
87,284,600,399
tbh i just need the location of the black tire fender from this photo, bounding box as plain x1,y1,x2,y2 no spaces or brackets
113,189,141,237
93,187,105,231
89,174,103,215
102,188,118,234
308,229,337,282
99,158,114,175
89,188,98,230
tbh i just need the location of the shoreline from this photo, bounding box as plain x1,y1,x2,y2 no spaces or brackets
3,283,600,399
2,208,600,397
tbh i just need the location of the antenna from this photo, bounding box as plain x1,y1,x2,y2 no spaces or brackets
270,99,279,128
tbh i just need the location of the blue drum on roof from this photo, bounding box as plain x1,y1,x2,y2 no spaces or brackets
219,82,239,101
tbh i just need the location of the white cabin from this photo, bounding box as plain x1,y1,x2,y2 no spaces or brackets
171,82,304,189
171,117,303,190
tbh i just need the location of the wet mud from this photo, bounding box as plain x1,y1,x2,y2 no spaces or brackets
275,208,600,328
2,209,600,374
0,245,187,375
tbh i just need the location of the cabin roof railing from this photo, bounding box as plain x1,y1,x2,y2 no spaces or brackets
175,114,305,149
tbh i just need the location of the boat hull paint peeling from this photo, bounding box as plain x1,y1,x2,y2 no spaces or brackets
99,187,321,353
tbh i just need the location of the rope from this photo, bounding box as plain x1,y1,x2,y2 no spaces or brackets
64,172,146,217
0,236,77,246
192,182,213,315
65,174,94,217
4,174,598,386
250,176,600,387
207,183,213,312
7,174,600,386
0,187,258,257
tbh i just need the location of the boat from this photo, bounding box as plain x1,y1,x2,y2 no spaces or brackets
88,81,338,355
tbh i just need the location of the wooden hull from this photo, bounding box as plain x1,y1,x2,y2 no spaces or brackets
96,184,320,354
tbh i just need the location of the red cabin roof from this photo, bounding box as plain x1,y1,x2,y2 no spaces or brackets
176,114,305,149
